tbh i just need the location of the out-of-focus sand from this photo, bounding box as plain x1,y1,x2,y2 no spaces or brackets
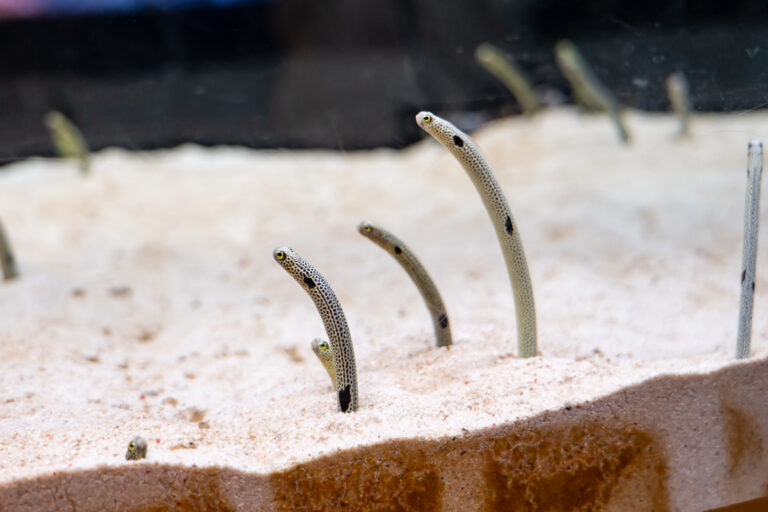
0,109,766,510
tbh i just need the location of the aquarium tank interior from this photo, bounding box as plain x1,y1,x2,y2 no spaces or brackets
1,0,767,160
0,1,767,511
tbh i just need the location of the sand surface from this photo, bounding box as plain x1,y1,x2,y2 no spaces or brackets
0,109,767,509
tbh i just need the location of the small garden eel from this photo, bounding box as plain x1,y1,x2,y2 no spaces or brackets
273,246,358,412
358,221,453,347
44,111,91,175
125,436,147,460
737,139,763,359
475,43,540,116
554,40,630,144
311,338,337,390
665,72,692,136
0,219,19,281
416,111,537,357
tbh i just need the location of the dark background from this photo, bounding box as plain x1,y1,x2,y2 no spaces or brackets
2,0,768,162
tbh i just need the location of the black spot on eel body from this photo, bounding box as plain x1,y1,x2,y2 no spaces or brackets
752,281,756,292
505,215,514,234
438,314,448,329
742,270,746,283
338,384,352,413
394,246,402,254
303,276,316,289
452,135,464,147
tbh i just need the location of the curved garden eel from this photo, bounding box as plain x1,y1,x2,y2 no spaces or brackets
554,40,630,145
737,139,763,359
311,338,337,390
475,43,540,116
415,111,537,358
44,111,91,175
273,246,358,412
358,221,453,347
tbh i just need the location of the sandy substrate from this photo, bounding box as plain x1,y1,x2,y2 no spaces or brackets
0,109,767,510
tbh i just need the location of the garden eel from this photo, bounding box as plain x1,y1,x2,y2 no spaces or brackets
665,72,692,136
554,40,630,144
125,436,147,461
737,139,763,359
475,43,540,116
44,111,91,175
311,338,337,390
273,246,358,412
415,111,537,358
0,219,19,281
358,221,453,347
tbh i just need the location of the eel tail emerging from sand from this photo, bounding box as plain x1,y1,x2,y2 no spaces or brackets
666,72,692,136
311,338,338,390
475,43,540,116
737,139,763,359
358,221,453,347
0,219,19,281
554,40,630,144
44,111,91,175
273,246,359,412
415,111,537,358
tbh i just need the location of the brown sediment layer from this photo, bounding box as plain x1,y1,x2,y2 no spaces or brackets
0,418,667,512
270,417,667,512
3,357,767,511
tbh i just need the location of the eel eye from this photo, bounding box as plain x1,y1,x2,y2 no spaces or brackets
319,342,328,350
422,114,432,123
363,225,372,233
275,250,285,260
128,442,135,450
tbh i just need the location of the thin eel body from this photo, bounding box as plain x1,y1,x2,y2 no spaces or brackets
666,72,692,136
358,221,453,347
475,43,540,116
44,111,91,175
273,246,358,412
554,40,630,144
415,111,537,357
311,338,337,390
737,139,763,359
0,219,19,281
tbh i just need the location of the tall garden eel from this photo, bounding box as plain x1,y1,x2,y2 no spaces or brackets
416,111,537,358
311,338,337,390
737,139,763,359
273,247,358,412
358,221,453,347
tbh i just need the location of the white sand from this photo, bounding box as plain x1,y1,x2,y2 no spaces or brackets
0,109,766,510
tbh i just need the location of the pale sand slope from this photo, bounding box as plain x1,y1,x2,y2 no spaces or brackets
0,108,767,511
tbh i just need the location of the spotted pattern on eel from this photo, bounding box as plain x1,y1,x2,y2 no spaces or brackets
358,221,453,347
125,436,147,461
415,111,537,358
273,246,358,412
737,139,763,359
